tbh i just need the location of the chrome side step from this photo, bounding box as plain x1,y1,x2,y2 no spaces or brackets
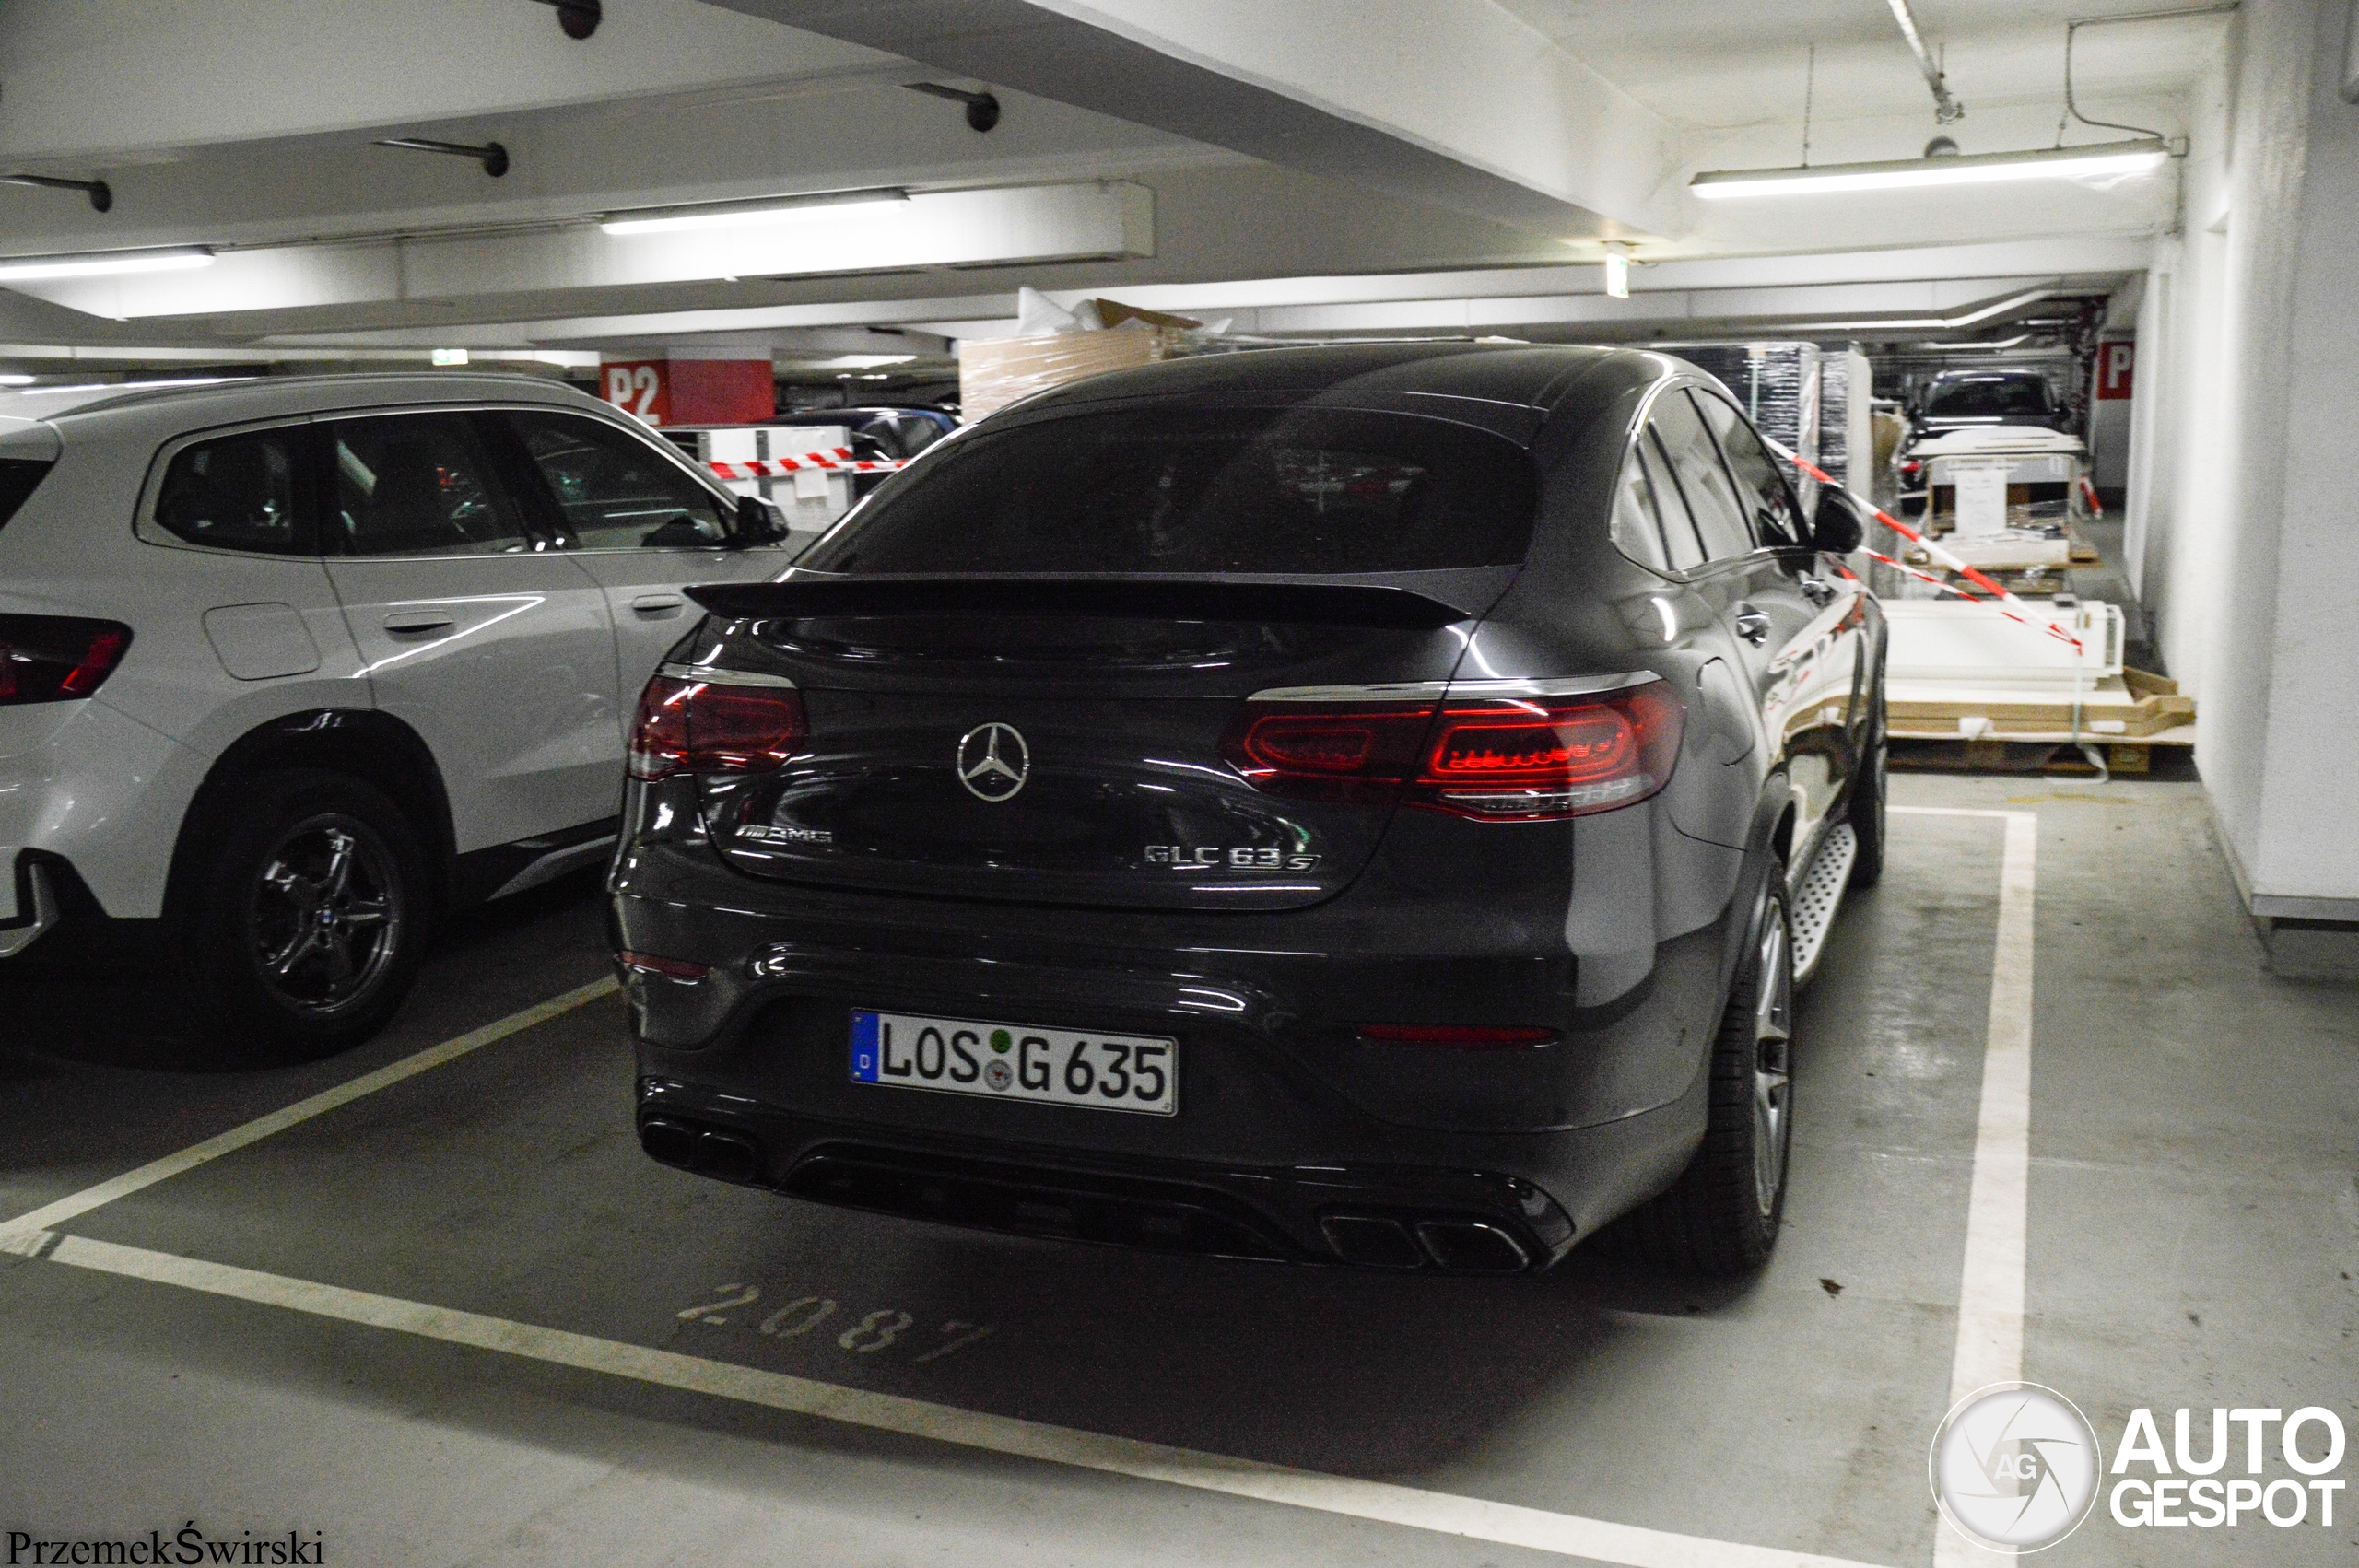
1789,823,1857,986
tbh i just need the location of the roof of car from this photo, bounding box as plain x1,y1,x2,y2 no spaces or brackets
1008,342,1644,418
0,369,603,426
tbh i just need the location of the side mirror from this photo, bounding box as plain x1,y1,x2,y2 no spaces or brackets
731,494,789,547
1809,486,1868,555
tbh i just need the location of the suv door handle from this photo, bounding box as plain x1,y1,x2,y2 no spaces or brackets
382,612,456,635
1799,576,1838,606
1734,606,1773,645
631,594,687,616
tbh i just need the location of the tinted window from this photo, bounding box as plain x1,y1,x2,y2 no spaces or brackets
0,459,52,533
801,407,1535,575
1925,375,2052,419
323,414,532,557
505,411,730,550
153,428,308,555
1692,391,1802,547
1609,441,1672,574
1639,432,1707,571
1650,392,1753,562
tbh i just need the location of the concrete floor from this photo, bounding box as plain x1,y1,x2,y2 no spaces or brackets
0,773,2351,1567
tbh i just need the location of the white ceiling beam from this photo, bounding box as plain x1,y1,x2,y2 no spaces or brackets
12,184,1152,322
704,0,1674,240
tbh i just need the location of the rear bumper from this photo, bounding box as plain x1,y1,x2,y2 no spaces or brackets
636,1071,1708,1272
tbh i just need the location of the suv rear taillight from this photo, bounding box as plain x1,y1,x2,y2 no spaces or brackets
1413,684,1682,820
1221,681,1682,822
628,671,808,781
0,615,132,705
1219,699,1436,805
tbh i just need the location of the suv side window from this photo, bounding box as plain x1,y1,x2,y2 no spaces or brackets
1650,390,1753,563
1692,390,1802,547
503,411,731,550
153,427,311,555
323,413,534,557
1637,427,1707,572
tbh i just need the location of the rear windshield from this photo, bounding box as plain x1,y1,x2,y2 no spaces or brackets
0,459,53,532
1925,376,2052,419
800,406,1536,575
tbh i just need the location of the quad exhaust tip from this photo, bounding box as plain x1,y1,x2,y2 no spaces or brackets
640,1117,762,1185
1320,1213,1532,1273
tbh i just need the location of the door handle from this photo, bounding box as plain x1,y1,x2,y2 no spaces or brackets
1799,576,1838,606
1734,606,1773,645
631,594,687,616
381,612,456,635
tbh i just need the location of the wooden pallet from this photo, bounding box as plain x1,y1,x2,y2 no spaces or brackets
1889,725,2194,775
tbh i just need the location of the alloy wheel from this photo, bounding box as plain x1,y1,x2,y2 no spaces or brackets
250,815,403,1016
1752,897,1795,1218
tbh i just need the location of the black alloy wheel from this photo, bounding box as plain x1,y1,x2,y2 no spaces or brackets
170,769,430,1062
1608,882,1797,1275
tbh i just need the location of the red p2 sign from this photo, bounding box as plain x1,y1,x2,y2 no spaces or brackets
2096,342,2135,400
603,361,670,425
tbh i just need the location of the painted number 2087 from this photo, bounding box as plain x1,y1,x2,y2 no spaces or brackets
674,1282,995,1364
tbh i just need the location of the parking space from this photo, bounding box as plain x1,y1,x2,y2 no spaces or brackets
6,775,2341,1566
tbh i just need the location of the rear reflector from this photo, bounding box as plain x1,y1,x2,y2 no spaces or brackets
628,673,808,780
0,614,132,705
1356,1024,1559,1047
617,950,710,981
1221,680,1682,821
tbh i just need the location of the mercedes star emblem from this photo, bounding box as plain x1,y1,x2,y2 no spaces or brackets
956,721,1030,802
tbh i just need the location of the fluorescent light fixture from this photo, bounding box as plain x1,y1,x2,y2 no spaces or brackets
1602,242,1631,300
820,354,916,369
0,374,31,386
0,246,216,282
601,190,907,236
1690,140,2169,200
430,347,470,366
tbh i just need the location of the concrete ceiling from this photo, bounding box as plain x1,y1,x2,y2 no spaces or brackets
0,0,2232,375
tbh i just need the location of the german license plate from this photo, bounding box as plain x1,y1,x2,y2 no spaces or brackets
850,1010,1177,1116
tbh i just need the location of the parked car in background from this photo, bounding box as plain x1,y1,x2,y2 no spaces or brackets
615,343,1886,1277
1894,369,2089,521
839,405,957,462
0,372,792,1057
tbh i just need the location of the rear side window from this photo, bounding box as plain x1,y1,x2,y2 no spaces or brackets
503,410,731,550
153,428,309,555
1649,392,1753,563
1639,430,1706,572
323,413,533,557
0,459,52,533
1926,376,2051,419
801,407,1536,575
1609,439,1672,574
1693,391,1802,547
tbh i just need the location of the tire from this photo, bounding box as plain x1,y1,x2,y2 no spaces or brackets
169,768,431,1062
1848,671,1888,891
1611,883,1795,1275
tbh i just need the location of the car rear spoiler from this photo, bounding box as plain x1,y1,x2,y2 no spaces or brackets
683,577,1473,628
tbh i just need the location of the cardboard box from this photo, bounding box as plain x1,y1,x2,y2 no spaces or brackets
958,329,1182,419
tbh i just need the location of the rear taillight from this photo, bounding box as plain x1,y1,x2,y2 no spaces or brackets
0,615,132,705
1412,683,1682,820
627,671,808,781
1219,700,1436,805
1221,681,1683,822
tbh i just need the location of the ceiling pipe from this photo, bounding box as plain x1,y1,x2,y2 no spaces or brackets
1886,0,1966,123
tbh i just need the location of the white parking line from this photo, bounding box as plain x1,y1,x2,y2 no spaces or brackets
1893,806,2038,1567
2,1229,1894,1568
0,977,617,1243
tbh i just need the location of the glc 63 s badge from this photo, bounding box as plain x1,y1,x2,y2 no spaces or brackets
1145,845,1322,872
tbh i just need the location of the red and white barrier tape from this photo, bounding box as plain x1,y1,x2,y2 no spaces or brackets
1765,439,2083,655
706,447,910,480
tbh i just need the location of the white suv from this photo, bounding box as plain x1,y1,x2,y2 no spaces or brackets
0,372,794,1056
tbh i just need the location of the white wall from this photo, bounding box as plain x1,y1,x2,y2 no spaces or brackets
2129,0,2359,915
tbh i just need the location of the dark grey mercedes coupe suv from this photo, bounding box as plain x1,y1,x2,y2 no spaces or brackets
611,343,1885,1276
